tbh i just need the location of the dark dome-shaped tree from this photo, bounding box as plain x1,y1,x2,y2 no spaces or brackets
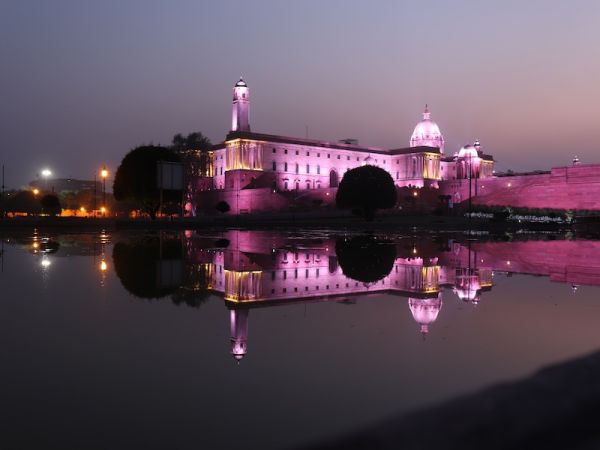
335,236,396,283
113,145,180,219
336,165,397,221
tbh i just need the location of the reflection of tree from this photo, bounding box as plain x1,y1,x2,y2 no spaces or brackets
113,236,182,299
335,236,396,283
171,262,213,308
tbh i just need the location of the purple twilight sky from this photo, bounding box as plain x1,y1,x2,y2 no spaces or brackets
1,0,599,188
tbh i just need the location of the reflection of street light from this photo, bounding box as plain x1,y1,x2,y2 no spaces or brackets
100,166,108,216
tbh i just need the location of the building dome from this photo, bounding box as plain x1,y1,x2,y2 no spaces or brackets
235,78,248,87
408,295,443,335
410,105,445,153
457,144,479,159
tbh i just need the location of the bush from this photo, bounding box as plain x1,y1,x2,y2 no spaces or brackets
40,194,61,216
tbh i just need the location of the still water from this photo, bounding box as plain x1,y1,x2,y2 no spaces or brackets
1,229,600,449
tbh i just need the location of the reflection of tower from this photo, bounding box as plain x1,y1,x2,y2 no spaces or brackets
231,78,250,132
408,294,443,335
230,308,249,363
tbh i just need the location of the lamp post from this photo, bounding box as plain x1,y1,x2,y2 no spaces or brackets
41,168,52,191
100,166,108,217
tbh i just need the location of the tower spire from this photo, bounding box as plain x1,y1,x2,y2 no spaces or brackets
231,77,250,132
423,104,431,120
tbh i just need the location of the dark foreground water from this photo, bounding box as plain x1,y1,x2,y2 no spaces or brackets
1,229,600,449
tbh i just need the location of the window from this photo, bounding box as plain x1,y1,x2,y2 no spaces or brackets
306,164,310,174
284,149,288,154
396,171,399,180
306,181,311,190
356,157,359,161
295,181,300,190
347,156,350,161
271,271,275,280
305,269,309,278
284,162,288,171
327,154,331,158
220,167,223,175
284,181,288,190
272,148,276,153
272,161,276,171
337,155,341,159
294,269,298,279
295,163,299,174
317,165,320,174
317,153,320,157
295,150,299,155
283,271,287,280
306,151,310,156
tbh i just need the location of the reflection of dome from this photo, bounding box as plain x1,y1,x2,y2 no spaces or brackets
410,105,445,153
408,295,443,334
457,144,479,159
231,339,247,361
454,274,481,303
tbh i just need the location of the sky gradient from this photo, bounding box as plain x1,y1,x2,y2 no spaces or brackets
2,0,599,188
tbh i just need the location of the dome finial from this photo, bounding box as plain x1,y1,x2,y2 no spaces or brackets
423,104,431,120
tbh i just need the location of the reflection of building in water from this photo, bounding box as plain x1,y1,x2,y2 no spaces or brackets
184,231,499,362
181,231,600,362
230,309,248,362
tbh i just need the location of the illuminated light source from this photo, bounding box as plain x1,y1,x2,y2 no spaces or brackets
100,260,108,272
100,168,108,179
413,191,418,197
80,207,86,213
506,260,511,265
507,182,512,187
40,258,51,268
41,169,52,178
32,242,39,249
100,206,106,213
33,188,39,195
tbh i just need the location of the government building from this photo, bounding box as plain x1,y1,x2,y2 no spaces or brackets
189,78,495,215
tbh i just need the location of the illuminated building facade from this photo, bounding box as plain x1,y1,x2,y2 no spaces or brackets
188,79,496,215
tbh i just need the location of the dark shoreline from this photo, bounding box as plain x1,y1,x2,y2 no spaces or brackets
0,214,581,234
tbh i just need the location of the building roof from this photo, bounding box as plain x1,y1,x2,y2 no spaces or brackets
213,131,441,157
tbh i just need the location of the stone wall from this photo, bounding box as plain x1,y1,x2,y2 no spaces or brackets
440,164,600,211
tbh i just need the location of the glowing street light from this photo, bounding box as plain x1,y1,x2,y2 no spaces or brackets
41,168,52,191
100,260,108,272
33,188,39,196
100,166,108,216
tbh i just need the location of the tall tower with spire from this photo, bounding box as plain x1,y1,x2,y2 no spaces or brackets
231,78,250,132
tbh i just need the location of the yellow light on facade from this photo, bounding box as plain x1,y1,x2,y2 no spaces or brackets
80,207,86,213
100,206,106,213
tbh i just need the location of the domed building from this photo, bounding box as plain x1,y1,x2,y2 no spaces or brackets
410,105,445,153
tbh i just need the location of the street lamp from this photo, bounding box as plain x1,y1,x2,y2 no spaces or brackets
100,166,108,216
41,168,52,191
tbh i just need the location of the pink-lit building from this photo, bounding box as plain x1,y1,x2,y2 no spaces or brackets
189,79,496,215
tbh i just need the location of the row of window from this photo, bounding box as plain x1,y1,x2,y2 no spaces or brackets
271,147,390,164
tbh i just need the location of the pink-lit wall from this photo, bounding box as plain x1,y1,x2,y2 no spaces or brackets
440,164,600,210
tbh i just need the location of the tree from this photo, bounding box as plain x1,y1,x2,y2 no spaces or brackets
112,236,182,299
335,236,396,283
6,190,41,215
113,145,181,219
215,200,230,214
40,194,62,216
171,132,212,177
336,165,397,221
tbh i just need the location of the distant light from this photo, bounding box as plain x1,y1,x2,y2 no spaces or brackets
101,167,109,178
100,260,108,272
41,169,52,178
40,258,51,268
507,182,512,187
32,242,39,249
33,188,39,195
100,206,106,213
80,207,86,212
413,191,418,197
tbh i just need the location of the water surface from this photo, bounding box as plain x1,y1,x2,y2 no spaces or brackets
1,230,599,449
